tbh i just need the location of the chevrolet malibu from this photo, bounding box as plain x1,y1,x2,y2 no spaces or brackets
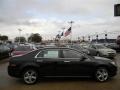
89,44,116,58
8,47,117,84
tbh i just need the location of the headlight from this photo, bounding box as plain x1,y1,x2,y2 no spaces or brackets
110,61,116,66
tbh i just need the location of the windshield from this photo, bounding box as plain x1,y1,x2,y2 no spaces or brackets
95,45,107,49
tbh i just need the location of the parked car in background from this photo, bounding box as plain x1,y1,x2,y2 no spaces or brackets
11,45,37,56
34,43,44,49
105,43,120,52
80,43,90,48
8,47,117,84
89,44,116,58
67,44,97,56
6,43,16,52
80,43,98,56
0,44,11,59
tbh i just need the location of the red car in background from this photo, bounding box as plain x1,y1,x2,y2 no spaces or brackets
11,45,37,56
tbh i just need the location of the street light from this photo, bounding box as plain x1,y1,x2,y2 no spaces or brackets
26,33,29,43
18,29,22,44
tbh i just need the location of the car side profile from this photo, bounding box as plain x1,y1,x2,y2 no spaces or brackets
8,47,117,84
0,44,11,59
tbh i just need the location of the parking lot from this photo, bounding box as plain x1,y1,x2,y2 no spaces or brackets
0,53,119,90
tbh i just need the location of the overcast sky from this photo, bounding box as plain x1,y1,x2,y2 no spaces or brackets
0,0,120,40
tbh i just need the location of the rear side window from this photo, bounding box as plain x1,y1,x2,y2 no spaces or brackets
62,49,81,58
37,50,59,58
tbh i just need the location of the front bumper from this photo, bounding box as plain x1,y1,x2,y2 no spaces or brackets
101,53,116,58
108,65,118,77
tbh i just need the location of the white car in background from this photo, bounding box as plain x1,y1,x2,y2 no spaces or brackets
89,44,116,58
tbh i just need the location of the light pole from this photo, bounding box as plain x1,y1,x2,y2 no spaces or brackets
61,27,65,43
88,36,90,41
61,27,65,36
26,33,29,43
18,29,22,44
104,31,107,43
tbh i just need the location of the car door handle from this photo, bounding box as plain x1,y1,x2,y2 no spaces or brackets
36,60,43,62
64,61,71,63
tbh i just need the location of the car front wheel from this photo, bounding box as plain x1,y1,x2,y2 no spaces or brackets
22,69,38,84
95,67,109,82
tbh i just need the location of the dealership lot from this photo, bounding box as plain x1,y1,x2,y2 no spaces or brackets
0,53,120,90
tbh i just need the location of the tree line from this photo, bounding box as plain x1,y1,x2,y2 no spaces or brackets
0,33,42,43
0,35,8,41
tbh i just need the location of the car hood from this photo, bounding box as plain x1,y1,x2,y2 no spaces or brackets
98,48,116,52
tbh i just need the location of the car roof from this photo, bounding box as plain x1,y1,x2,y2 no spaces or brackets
38,47,84,54
39,47,71,49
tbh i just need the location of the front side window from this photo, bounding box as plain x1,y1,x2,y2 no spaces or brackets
37,50,59,58
62,49,81,58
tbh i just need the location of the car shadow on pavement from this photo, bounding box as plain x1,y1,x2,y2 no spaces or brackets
15,77,116,85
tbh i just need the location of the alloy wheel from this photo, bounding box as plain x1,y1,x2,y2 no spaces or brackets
95,68,109,82
23,69,38,84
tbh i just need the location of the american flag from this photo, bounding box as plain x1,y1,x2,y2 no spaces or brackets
65,27,71,37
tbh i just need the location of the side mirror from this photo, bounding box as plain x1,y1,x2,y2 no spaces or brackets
80,56,86,61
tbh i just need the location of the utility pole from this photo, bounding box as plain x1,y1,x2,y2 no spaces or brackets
68,21,74,44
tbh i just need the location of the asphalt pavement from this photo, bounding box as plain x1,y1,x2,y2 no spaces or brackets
0,54,120,90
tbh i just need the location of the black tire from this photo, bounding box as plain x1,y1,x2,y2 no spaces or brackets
95,67,109,82
22,69,38,85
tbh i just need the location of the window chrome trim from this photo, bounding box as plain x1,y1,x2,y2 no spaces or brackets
34,49,59,59
35,50,80,60
34,51,43,59
34,48,87,60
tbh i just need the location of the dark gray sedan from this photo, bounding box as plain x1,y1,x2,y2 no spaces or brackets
8,47,117,84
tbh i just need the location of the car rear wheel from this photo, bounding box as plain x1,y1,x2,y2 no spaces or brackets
22,69,38,84
95,67,109,82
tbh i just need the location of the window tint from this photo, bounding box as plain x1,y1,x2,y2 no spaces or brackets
37,50,59,58
15,46,31,51
90,45,96,49
63,49,81,58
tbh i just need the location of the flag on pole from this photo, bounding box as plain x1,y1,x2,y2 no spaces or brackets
56,34,61,39
65,27,71,37
61,32,64,36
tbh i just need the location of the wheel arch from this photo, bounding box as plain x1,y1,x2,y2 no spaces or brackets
20,64,40,77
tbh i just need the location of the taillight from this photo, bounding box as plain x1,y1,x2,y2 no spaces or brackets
9,64,16,67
